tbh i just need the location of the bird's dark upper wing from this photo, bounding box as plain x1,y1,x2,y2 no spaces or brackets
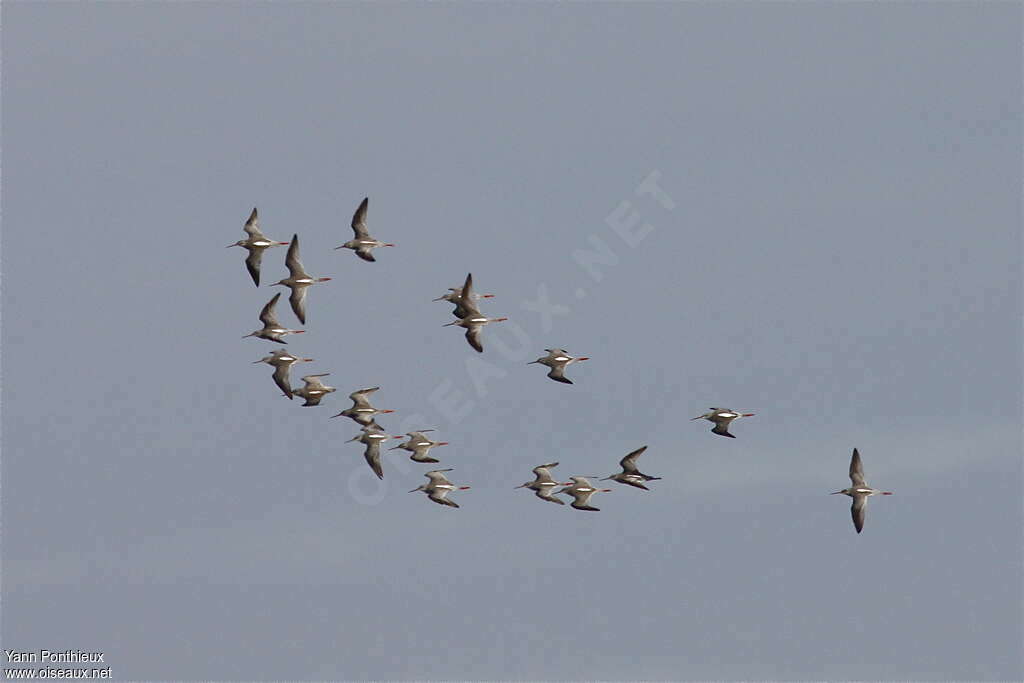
465,326,484,353
355,248,376,262
711,423,735,438
259,293,281,326
272,365,293,399
351,197,369,239
849,448,867,487
851,495,867,533
245,249,263,286
285,235,303,277
364,441,383,480
243,207,260,237
547,366,572,384
289,286,307,325
620,445,648,472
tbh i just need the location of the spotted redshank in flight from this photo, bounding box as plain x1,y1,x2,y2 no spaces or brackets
253,349,313,400
335,197,394,262
409,469,470,508
528,348,590,384
691,408,755,438
291,373,336,407
271,234,332,325
515,462,569,505
831,448,892,533
331,386,395,428
389,430,449,463
556,476,612,512
242,293,305,343
227,207,289,286
601,446,661,491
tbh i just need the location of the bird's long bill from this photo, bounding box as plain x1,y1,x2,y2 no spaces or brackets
431,296,446,301
442,321,457,327
690,415,704,420
226,243,238,248
408,488,419,493
830,491,843,495
346,436,360,442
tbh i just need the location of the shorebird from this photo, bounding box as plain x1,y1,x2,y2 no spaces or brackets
253,349,313,400
271,234,332,325
291,373,336,407
691,408,755,438
227,207,289,286
601,446,661,491
433,276,495,319
445,314,509,353
409,469,471,508
515,462,569,505
335,197,394,262
330,387,395,427
389,430,448,463
242,293,305,343
347,424,392,480
557,476,612,512
528,348,590,384
831,448,892,534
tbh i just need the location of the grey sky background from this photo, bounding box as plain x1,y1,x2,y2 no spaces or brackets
3,2,1021,681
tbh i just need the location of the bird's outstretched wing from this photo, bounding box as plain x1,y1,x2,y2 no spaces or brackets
364,441,383,480
711,423,735,438
243,207,261,237
355,247,376,262
547,365,572,384
620,446,648,473
289,286,308,325
272,365,293,400
351,197,369,239
465,326,483,353
851,495,867,534
849,448,867,487
245,249,263,286
259,293,282,326
285,235,304,277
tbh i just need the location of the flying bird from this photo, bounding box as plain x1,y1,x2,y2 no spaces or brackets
253,349,313,400
601,446,661,490
242,293,305,343
227,207,289,286
271,234,332,324
528,348,590,384
347,423,392,480
389,430,449,463
291,373,336,407
331,386,395,427
515,462,569,505
409,469,471,508
556,476,612,512
433,276,495,319
691,408,755,438
441,274,507,353
831,448,892,534
335,197,394,262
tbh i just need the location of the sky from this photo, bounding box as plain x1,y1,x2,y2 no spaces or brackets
3,2,1021,681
